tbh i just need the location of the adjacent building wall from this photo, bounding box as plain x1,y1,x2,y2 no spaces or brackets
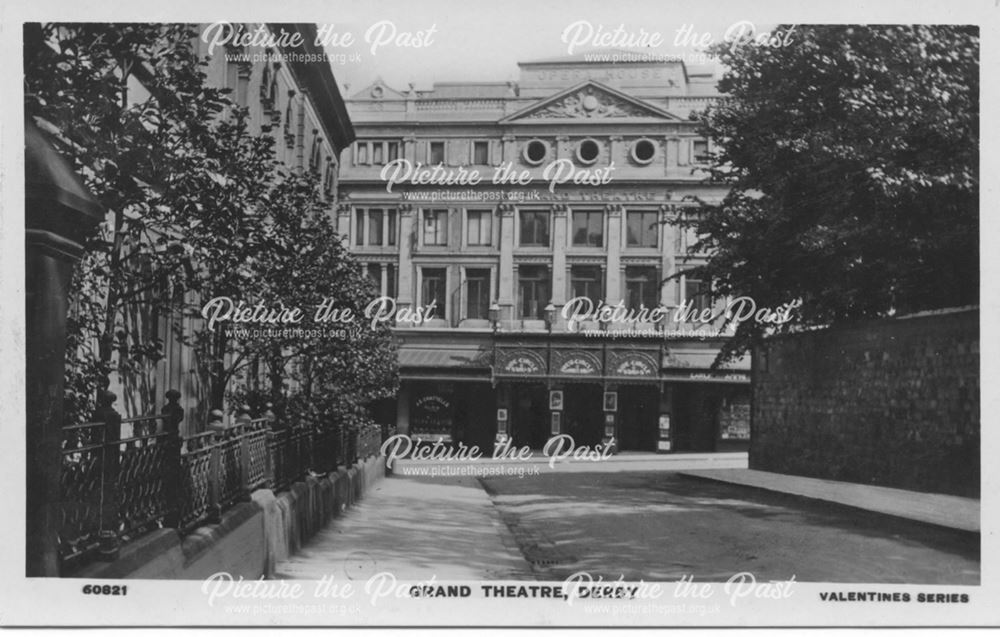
750,308,979,497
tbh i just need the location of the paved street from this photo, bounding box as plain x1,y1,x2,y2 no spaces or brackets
276,467,979,585
481,471,979,584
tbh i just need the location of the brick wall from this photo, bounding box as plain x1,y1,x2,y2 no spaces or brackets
751,308,979,497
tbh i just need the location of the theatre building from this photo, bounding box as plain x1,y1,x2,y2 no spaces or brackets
338,52,750,453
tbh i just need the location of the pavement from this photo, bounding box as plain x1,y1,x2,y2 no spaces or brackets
677,468,980,533
274,453,980,584
274,473,533,581
392,451,750,473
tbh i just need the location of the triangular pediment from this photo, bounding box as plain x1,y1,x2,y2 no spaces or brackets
499,80,680,123
349,77,407,101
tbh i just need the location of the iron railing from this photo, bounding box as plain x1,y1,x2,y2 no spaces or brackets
57,392,390,573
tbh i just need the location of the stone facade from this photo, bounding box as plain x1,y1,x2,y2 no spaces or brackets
751,308,979,497
338,51,751,453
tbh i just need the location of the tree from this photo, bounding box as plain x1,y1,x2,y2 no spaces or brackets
25,23,235,420
25,23,397,425
222,168,399,421
686,25,978,362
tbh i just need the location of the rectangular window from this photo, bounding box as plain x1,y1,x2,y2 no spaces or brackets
473,141,490,165
386,264,397,299
626,267,659,310
572,210,604,247
372,143,384,165
518,266,550,320
685,277,713,314
387,142,399,162
429,141,445,165
423,209,449,246
357,142,368,165
366,263,381,290
570,266,604,306
386,210,397,246
626,210,659,248
693,138,709,162
465,269,491,320
466,209,493,246
368,208,384,246
519,211,550,247
421,268,447,319
354,209,364,246
355,208,398,246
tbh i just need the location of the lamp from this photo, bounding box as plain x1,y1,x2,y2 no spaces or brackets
489,300,501,332
544,302,556,332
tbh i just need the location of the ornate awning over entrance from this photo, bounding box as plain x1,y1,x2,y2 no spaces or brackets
398,347,490,368
398,346,492,382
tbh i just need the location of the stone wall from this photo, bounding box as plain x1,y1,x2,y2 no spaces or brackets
78,454,387,580
751,308,979,497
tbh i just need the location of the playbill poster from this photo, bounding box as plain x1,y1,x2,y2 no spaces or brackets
0,0,996,630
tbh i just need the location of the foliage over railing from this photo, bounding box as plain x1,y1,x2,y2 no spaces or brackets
57,390,389,574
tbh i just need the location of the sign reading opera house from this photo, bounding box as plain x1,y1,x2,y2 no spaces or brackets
338,51,750,453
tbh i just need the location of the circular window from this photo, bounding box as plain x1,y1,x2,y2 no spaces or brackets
576,138,600,165
523,139,548,165
631,138,657,164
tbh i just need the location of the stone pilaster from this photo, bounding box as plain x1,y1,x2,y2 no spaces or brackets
605,204,624,304
501,134,517,165
397,204,415,308
660,204,679,313
555,135,570,161
551,204,569,308
497,203,516,321
609,135,623,166
403,134,417,163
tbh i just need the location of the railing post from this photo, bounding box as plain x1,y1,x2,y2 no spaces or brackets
95,390,121,561
264,429,275,488
238,426,251,501
207,432,222,523
337,422,345,469
161,389,184,528
307,423,323,473
350,426,359,465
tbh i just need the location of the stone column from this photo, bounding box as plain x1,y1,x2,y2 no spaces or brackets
660,204,680,316
397,205,415,310
25,122,103,576
497,203,516,322
605,204,623,304
551,204,569,322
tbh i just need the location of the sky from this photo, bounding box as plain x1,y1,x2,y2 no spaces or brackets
320,0,780,94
